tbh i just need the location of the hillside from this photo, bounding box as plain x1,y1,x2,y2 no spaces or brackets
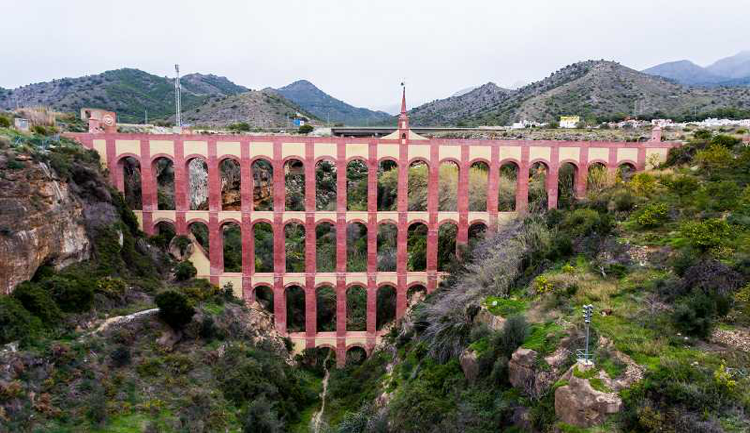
414,61,750,126
0,68,247,123
177,88,319,128
274,80,392,126
408,82,514,126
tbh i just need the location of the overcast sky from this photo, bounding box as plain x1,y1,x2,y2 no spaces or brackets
1,0,747,113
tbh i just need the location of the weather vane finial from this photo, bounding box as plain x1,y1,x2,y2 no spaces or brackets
400,80,407,115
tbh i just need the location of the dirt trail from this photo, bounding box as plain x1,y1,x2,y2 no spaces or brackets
311,351,332,433
84,308,159,337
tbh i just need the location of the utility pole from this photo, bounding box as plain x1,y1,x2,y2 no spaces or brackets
578,304,595,365
174,64,182,128
145,109,148,125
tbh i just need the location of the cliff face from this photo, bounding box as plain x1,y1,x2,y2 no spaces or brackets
0,155,91,294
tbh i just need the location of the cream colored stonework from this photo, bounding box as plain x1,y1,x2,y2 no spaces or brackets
588,147,609,163
617,147,638,163
184,140,207,157
559,147,580,163
116,140,140,157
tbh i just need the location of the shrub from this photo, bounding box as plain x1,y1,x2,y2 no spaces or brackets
44,275,94,313
228,122,251,132
0,296,42,344
155,290,195,329
679,219,730,252
695,144,733,169
710,134,741,149
12,281,62,325
562,208,609,237
110,345,131,367
243,396,284,433
672,293,728,338
0,116,11,128
174,261,197,281
173,235,191,255
298,124,314,134
636,203,669,228
630,173,658,196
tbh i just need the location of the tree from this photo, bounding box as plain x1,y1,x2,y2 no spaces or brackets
298,124,314,134
155,290,195,329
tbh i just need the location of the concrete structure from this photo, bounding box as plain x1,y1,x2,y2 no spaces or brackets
66,91,677,365
560,116,580,129
81,108,117,134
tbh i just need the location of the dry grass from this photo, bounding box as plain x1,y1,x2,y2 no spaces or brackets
15,106,58,127
546,270,618,309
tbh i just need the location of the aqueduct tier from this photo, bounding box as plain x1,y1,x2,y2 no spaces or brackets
66,124,676,365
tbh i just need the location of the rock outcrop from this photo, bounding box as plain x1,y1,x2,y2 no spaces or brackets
554,363,623,428
508,337,573,397
0,158,90,294
474,306,506,331
459,349,479,385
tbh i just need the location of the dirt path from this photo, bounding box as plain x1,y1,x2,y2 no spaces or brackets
83,308,159,338
311,351,332,433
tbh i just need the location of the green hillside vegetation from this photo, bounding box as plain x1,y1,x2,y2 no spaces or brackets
0,69,247,123
0,128,325,432
316,129,750,432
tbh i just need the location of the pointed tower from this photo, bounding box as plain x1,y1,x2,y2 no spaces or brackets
398,85,409,143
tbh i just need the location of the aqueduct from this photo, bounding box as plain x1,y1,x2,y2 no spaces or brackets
67,96,677,365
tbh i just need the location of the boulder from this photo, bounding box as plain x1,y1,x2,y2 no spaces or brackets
554,363,623,428
508,335,574,397
474,306,506,331
459,349,479,385
508,348,538,393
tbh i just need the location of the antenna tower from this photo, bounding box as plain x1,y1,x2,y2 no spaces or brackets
174,64,182,128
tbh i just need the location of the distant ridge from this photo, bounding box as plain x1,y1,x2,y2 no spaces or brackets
643,51,750,86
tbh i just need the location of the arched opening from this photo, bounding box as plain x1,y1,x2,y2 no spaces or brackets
376,285,397,330
219,158,241,211
468,161,489,211
188,222,209,252
252,159,274,211
498,162,518,211
284,222,305,272
407,284,426,305
286,285,306,333
346,346,367,366
558,162,577,209
316,285,337,332
187,158,208,210
284,159,305,211
222,222,242,272
377,223,398,272
346,285,367,331
253,222,274,273
121,156,142,210
316,159,337,211
346,159,368,211
254,285,273,314
407,160,429,211
618,163,636,182
316,222,336,272
346,222,368,272
437,223,457,271
152,221,176,250
587,162,609,194
377,160,398,211
407,222,428,272
468,222,487,253
528,162,549,212
153,157,175,210
438,161,459,211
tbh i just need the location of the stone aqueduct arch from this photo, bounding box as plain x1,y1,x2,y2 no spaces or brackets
66,120,675,366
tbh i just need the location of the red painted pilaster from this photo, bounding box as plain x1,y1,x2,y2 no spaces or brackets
336,142,347,273
488,144,500,230
457,145,470,247
367,142,378,273
274,279,286,334
547,145,560,210
240,141,253,213
576,144,589,198
516,146,530,212
305,283,316,349
366,276,377,350
208,212,222,284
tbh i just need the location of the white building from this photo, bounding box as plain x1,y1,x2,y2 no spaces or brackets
560,116,580,129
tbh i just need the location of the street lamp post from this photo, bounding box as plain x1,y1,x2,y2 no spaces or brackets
577,304,594,365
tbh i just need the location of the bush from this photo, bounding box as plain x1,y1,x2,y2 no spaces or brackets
44,275,94,313
228,122,251,132
672,293,729,338
110,345,131,367
679,219,730,252
12,281,62,325
243,396,284,433
636,203,669,228
155,290,195,329
0,116,11,128
0,296,42,344
562,208,610,237
174,261,197,281
298,124,314,134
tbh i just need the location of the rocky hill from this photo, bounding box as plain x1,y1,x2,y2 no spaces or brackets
412,61,750,126
177,88,318,128
0,68,247,123
408,82,514,126
274,80,392,126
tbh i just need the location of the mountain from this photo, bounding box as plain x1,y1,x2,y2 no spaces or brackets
643,51,750,86
274,80,392,126
0,68,248,123
408,82,514,125
411,61,750,126
706,50,750,79
451,86,479,97
642,60,727,86
177,88,318,128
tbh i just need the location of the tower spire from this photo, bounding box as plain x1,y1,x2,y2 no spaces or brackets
400,83,407,115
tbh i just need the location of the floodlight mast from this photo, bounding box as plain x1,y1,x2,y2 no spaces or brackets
175,64,182,128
